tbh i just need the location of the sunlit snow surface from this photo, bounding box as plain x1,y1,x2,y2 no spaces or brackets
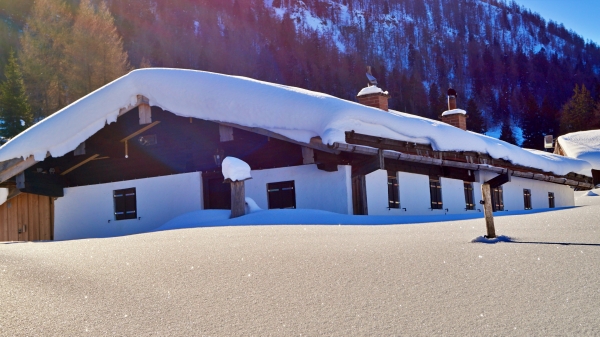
0,69,591,176
557,130,600,169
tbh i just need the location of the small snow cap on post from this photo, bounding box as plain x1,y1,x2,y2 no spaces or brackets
222,156,252,183
222,157,252,219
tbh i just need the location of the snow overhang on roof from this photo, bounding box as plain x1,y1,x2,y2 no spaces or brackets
557,130,600,169
0,68,593,178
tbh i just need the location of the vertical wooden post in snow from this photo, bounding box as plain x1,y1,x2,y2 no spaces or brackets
230,180,246,219
481,183,496,238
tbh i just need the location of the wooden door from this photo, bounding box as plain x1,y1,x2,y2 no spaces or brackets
0,193,54,242
202,172,231,210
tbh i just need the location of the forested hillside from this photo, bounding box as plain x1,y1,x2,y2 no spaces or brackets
1,0,600,149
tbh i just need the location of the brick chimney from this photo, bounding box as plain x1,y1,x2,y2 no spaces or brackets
356,66,390,111
440,88,467,131
357,89,390,111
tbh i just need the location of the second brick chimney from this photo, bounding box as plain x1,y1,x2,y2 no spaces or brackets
440,88,467,131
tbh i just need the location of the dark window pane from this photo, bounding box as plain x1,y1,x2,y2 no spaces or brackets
464,182,475,210
548,192,555,208
429,177,442,209
267,181,296,209
387,171,399,209
492,186,504,211
114,188,136,220
523,189,532,210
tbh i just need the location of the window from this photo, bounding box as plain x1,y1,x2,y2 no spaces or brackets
429,177,442,209
523,189,532,210
548,192,555,208
387,171,399,209
492,186,504,211
113,188,137,220
464,182,475,210
267,181,296,209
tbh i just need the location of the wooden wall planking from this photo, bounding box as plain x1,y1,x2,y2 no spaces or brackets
28,194,40,241
17,193,29,241
0,201,7,241
0,193,53,242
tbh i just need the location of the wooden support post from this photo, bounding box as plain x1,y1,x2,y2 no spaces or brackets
481,183,496,238
230,180,246,219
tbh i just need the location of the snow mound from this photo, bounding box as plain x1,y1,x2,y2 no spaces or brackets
581,190,599,197
0,68,591,177
557,130,600,169
471,235,514,244
222,157,251,182
441,109,466,116
245,197,262,214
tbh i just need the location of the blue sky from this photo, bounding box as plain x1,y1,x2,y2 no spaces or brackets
512,0,600,45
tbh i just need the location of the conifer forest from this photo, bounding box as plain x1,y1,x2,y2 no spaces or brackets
1,0,600,149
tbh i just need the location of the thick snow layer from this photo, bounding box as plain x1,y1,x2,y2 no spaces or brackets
356,85,388,96
441,108,466,116
221,157,251,182
0,68,591,177
557,130,600,169
245,197,262,213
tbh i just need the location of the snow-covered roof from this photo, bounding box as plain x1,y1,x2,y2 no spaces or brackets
441,109,466,116
557,130,600,169
0,68,592,177
356,85,388,97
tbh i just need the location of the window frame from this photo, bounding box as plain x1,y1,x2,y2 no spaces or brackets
267,180,296,209
548,192,555,208
492,186,504,212
387,170,400,209
113,187,137,221
464,182,475,210
429,176,443,210
523,189,532,210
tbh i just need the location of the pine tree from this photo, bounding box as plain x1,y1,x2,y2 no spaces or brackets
559,84,597,135
465,98,486,134
19,0,73,119
499,119,517,145
0,51,33,141
520,93,542,149
65,0,131,102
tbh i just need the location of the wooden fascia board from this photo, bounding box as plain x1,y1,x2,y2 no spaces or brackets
0,156,39,184
344,131,593,186
219,121,340,155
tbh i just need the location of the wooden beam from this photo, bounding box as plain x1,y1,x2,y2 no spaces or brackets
229,180,246,219
0,156,38,183
120,121,161,142
487,171,511,189
61,154,100,176
220,122,340,155
118,95,150,117
481,183,496,238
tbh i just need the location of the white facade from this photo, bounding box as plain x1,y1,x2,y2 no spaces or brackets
53,164,574,240
245,164,353,215
365,169,574,216
54,172,203,240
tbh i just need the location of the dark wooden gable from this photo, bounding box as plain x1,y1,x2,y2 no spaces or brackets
25,106,304,189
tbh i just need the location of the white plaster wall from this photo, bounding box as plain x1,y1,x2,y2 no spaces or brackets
500,176,574,211
55,172,202,240
245,165,352,215
398,172,436,215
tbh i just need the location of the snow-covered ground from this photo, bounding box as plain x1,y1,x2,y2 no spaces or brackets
1,189,600,335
